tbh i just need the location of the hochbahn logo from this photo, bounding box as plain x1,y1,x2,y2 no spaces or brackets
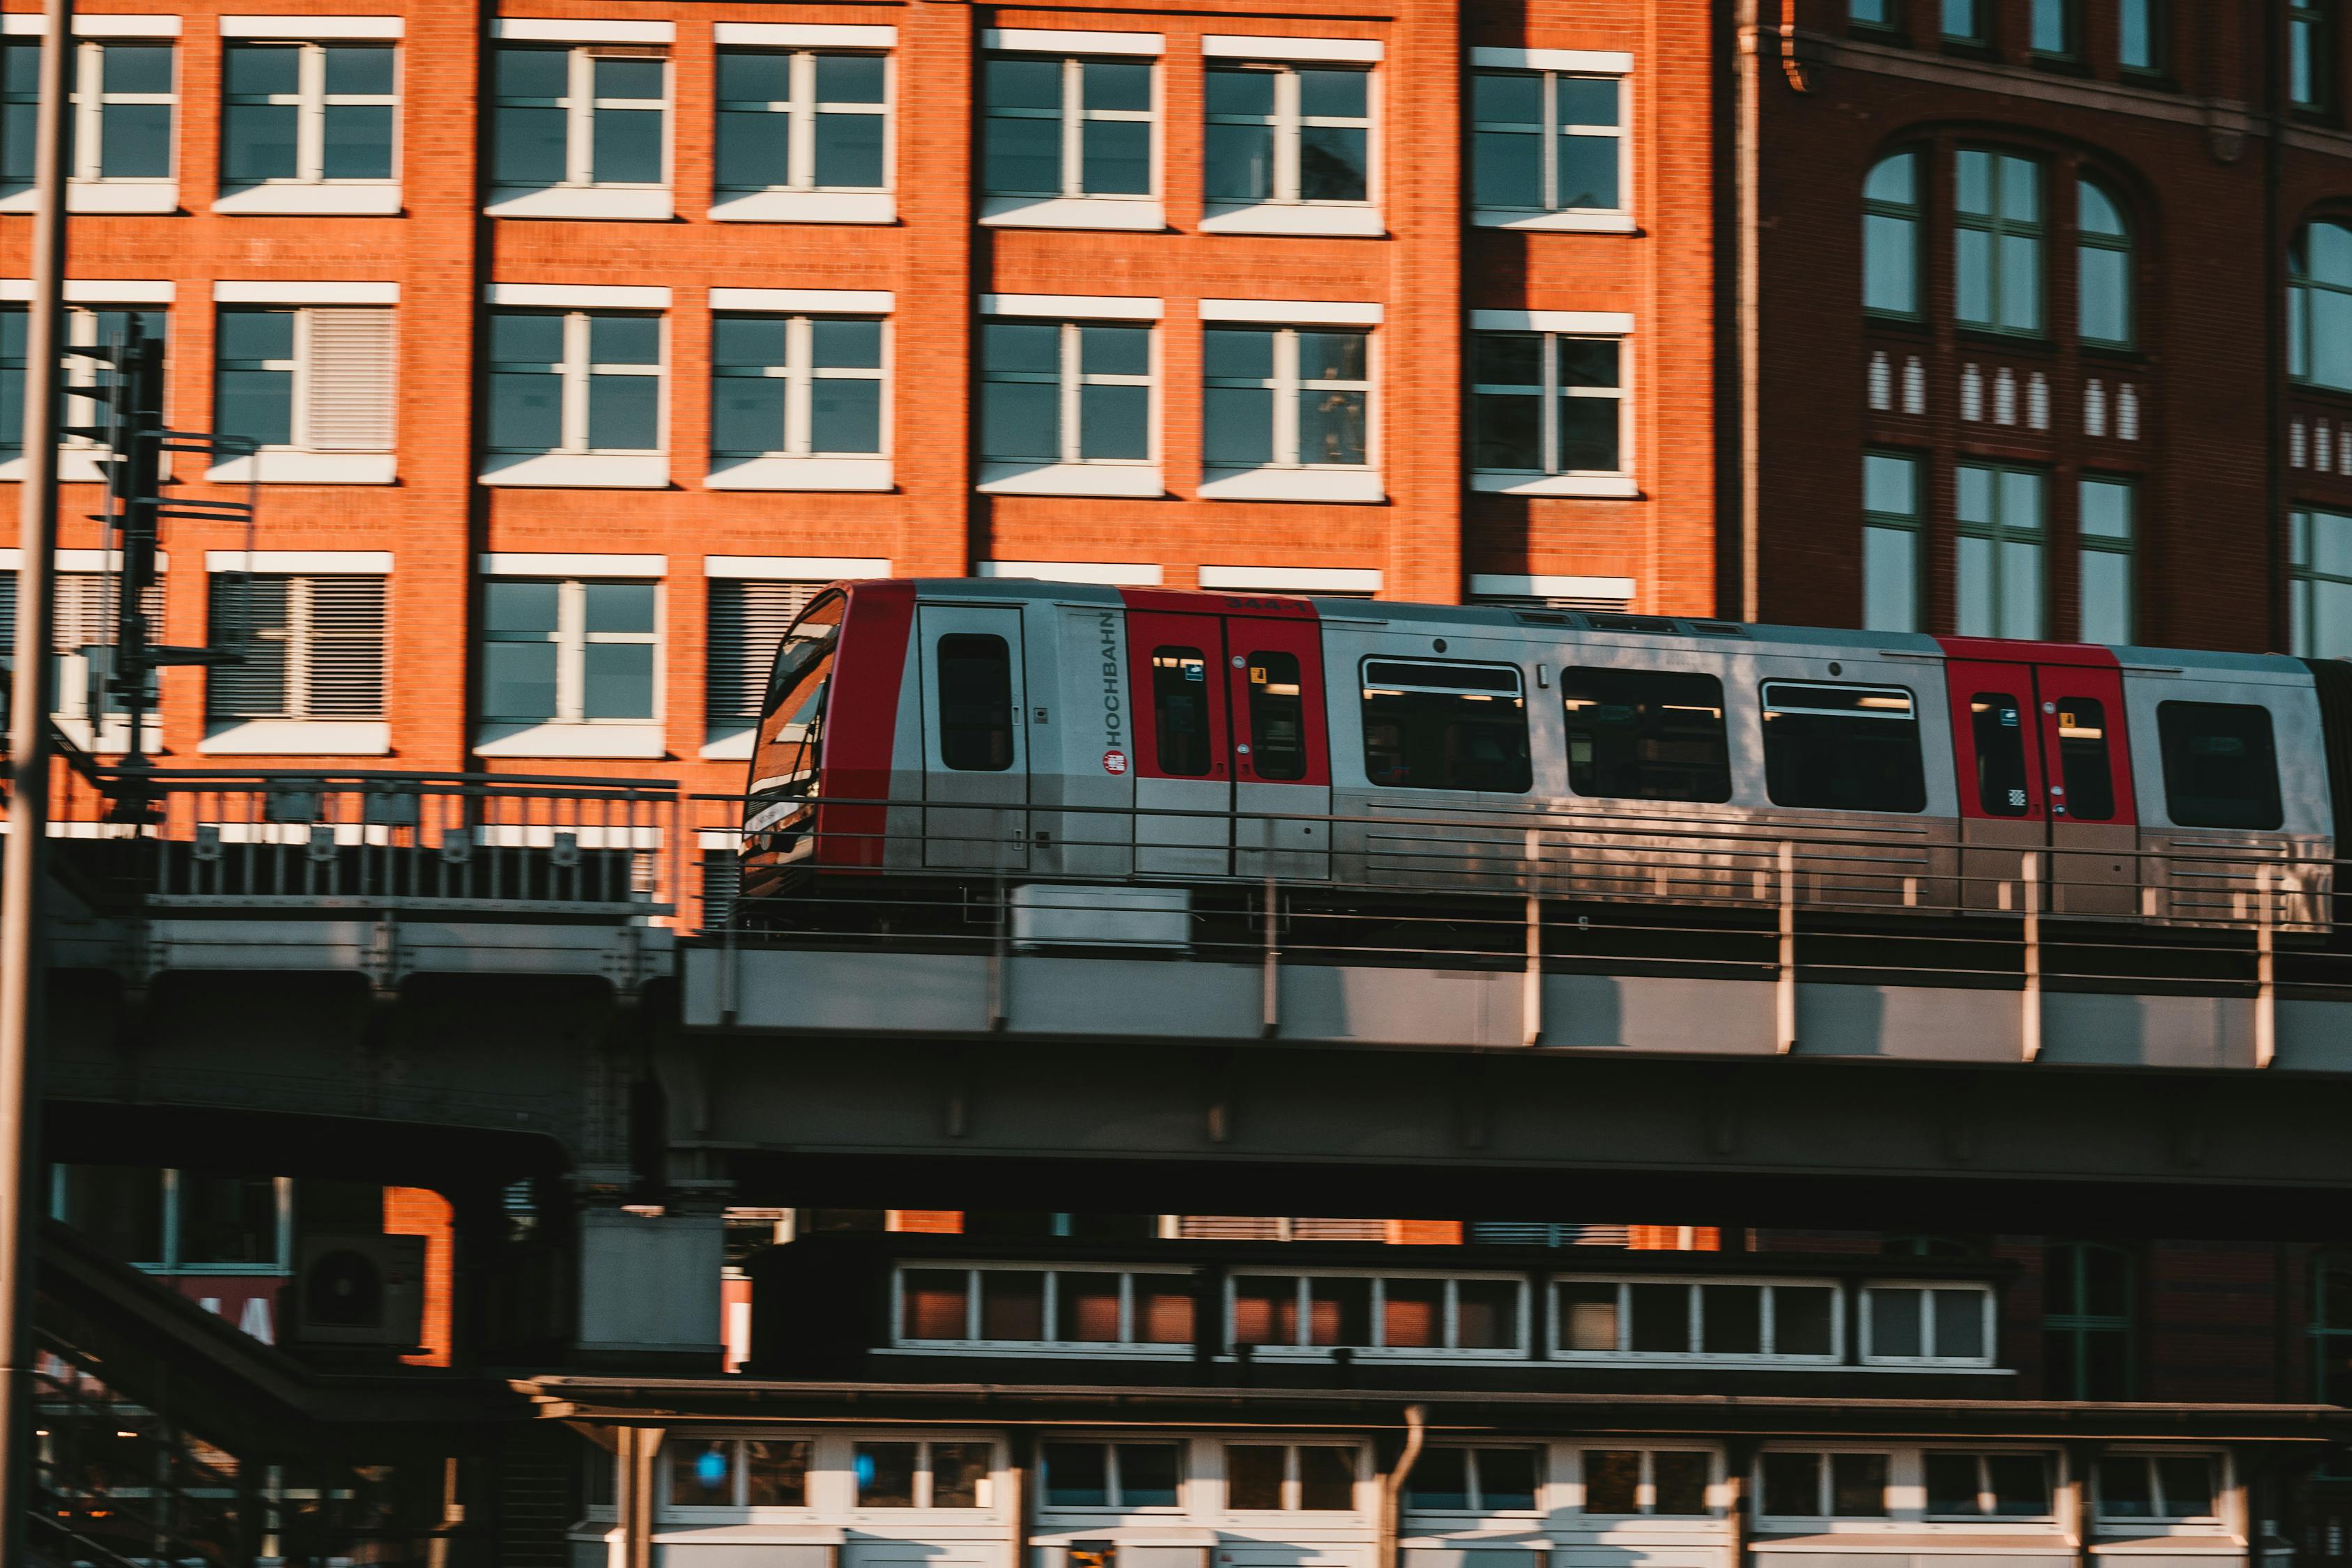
1099,613,1125,762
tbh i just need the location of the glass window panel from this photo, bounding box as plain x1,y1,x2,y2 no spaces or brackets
1225,1446,1285,1510
1360,669,1532,792
1056,1273,1121,1342
1151,649,1213,776
984,102,1059,193
1208,66,1276,116
1999,233,2043,332
1558,397,1620,472
2099,1457,2155,1517
1864,212,1918,314
1831,1454,1889,1517
2159,703,2282,829
1560,1282,1617,1351
216,368,293,447
495,46,566,97
814,110,884,187
1863,152,1915,205
1298,1447,1355,1511
718,110,787,190
1456,1279,1519,1350
323,43,393,95
1134,1275,1194,1344
1406,1448,1470,1511
1083,59,1150,111
1774,1286,1836,1355
1080,116,1149,194
58,1166,163,1263
1382,1278,1443,1348
1556,133,1618,210
219,307,295,361
672,1439,735,1507
1564,668,1731,804
1583,1450,1641,1515
1972,693,2032,817
591,105,661,183
1652,1452,1710,1516
1628,1282,1688,1352
1299,387,1366,465
1299,124,1367,201
587,374,659,451
494,102,568,184
489,309,563,363
1473,128,1541,209
2155,1456,2215,1517
321,102,393,179
900,1268,969,1338
811,378,882,455
178,1174,279,1263
1863,525,1919,633
855,1443,917,1507
1473,70,1542,124
1204,385,1273,466
102,41,171,93
594,56,661,99
2081,549,2131,646
486,579,560,633
718,50,789,100
1044,1442,1109,1507
812,316,882,368
1760,682,1926,813
1701,1284,1762,1353
983,379,1058,463
986,56,1062,109
931,1443,990,1508
1298,67,1365,117
1988,1454,2051,1516
817,53,886,102
1955,227,1993,325
1472,392,1540,471
489,370,562,451
1080,323,1148,378
1119,1443,1181,1507
581,641,654,720
2081,1245,2130,1315
744,1440,810,1506
1760,1452,1820,1517
1871,1287,1924,1356
978,1269,1046,1339
1308,1275,1371,1347
1925,1452,1979,1515
1232,1275,1296,1346
1934,1290,1986,1357
713,377,785,456
1206,121,1274,202
591,312,659,364
1479,1448,1539,1511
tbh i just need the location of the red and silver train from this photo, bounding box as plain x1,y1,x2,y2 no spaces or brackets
740,578,2352,930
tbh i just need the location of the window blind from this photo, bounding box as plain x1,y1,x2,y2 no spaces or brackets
0,569,163,652
706,577,820,725
207,572,386,721
302,308,397,452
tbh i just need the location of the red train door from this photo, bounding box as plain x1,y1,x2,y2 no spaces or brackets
1942,643,2136,917
1127,609,1231,876
1224,616,1330,881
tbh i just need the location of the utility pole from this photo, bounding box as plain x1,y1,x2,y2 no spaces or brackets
0,0,72,1551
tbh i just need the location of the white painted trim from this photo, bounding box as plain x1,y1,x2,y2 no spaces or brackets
222,14,404,36
8,14,183,35
977,462,1165,498
54,183,178,213
214,184,403,216
473,721,667,760
1199,565,1381,593
1203,33,1381,61
479,552,666,577
701,729,754,761
713,22,893,46
1200,298,1383,325
0,549,168,571
1470,573,1637,601
477,452,670,488
484,282,670,309
709,287,891,313
703,456,893,491
1199,468,1385,504
976,560,1163,586
1473,209,1637,233
1470,309,1634,333
708,190,895,225
0,278,174,302
486,186,673,222
214,279,399,304
205,550,392,574
980,293,1162,321
1470,45,1632,73
1198,203,1385,238
979,194,1165,232
983,26,1162,54
1470,472,1640,498
704,555,889,580
199,720,392,756
207,452,397,485
491,16,672,43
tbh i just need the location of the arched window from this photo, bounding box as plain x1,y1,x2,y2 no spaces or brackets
1863,151,1920,318
2077,178,2132,348
2043,1241,2134,1399
2291,220,2352,390
2312,1254,2352,1402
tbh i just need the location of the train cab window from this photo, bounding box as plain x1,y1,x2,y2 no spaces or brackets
751,593,842,797
1562,668,1732,803
1360,659,1532,793
2157,701,2282,829
937,633,1015,771
1153,647,1213,776
2055,698,2117,821
1971,693,2032,817
1247,650,1307,781
1760,682,1927,813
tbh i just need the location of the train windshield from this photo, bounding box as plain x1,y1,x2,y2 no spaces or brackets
749,592,844,799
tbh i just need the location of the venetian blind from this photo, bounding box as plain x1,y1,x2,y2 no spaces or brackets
302,308,397,452
705,578,820,725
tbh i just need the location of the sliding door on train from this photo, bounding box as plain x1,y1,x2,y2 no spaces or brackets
1127,611,1330,880
917,604,1029,871
1944,656,2136,917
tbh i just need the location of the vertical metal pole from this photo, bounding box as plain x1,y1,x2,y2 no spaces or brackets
2022,850,2043,1062
0,0,70,1554
1774,840,1796,1054
1521,827,1542,1047
2256,862,2277,1069
1259,874,1279,1038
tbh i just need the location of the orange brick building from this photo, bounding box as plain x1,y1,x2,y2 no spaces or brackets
0,0,1717,886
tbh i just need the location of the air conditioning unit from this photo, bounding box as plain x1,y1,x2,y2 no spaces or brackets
293,1233,427,1348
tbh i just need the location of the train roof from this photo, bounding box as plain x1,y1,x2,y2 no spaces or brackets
875,578,2313,678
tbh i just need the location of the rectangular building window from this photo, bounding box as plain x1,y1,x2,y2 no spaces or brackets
2295,0,2332,112
1204,325,1368,472
1040,1441,1183,1508
1206,62,1368,206
898,1266,1196,1349
0,305,165,459
1360,658,1530,793
486,309,661,456
979,317,1149,467
5,38,177,187
2079,477,2135,644
491,45,665,189
1954,149,2041,335
1942,0,1986,43
1957,461,2045,638
2029,0,2074,56
1760,681,1927,813
707,578,821,732
1231,1273,1525,1354
0,570,162,725
1470,331,1623,478
1759,1452,1891,1519
2043,1242,2135,1399
1468,68,1621,215
1860,1284,1993,1363
1555,1279,1838,1360
716,49,885,192
2293,507,2352,657
1404,1447,1542,1513
1847,0,1893,28
222,40,395,185
1926,1452,2054,1518
1578,1450,1713,1516
2096,1455,2218,1522
205,572,386,721
1862,452,1921,633
983,54,1151,199
852,1440,991,1509
1224,1445,1359,1512
2118,0,2162,70
480,577,657,724
666,1437,810,1509
712,314,884,459
214,306,396,454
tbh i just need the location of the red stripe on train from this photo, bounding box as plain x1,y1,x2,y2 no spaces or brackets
1932,636,2121,668
815,579,915,870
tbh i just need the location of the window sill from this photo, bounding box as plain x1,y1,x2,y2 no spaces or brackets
479,452,670,489
702,725,753,760
0,448,171,483
200,719,391,755
475,722,666,760
705,456,892,491
709,188,896,224
54,718,161,754
1200,467,1383,502
1471,208,1636,233
981,194,1166,231
486,185,673,222
1471,471,1639,498
209,451,396,485
0,183,178,215
213,183,403,215
978,461,1165,498
1200,201,1383,237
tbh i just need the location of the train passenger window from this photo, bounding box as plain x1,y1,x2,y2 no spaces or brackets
2158,701,2282,829
1152,647,1213,776
1247,650,1307,781
937,633,1014,771
1359,659,1532,793
2056,698,2117,820
1759,682,1927,813
1971,693,2031,817
1562,668,1731,803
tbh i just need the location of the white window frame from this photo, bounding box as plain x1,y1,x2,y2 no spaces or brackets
846,1435,1002,1513
0,20,178,213
1858,1280,1997,1367
709,312,887,459
487,307,665,456
1567,1445,1722,1519
1468,312,1634,497
479,575,659,726
658,1431,821,1516
1201,52,1379,236
50,1166,295,1276
199,551,392,755
714,47,889,193
219,38,398,187
206,284,399,484
1218,1440,1368,1517
978,29,1162,231
888,1263,1197,1360
1035,1436,1191,1513
1549,1275,1846,1367
0,293,173,484
1467,48,1632,232
1399,1444,1553,1518
1223,1268,1531,1362
976,301,1162,498
75,36,176,183
486,33,672,220
1199,312,1379,502
983,53,1156,199
500,44,666,189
